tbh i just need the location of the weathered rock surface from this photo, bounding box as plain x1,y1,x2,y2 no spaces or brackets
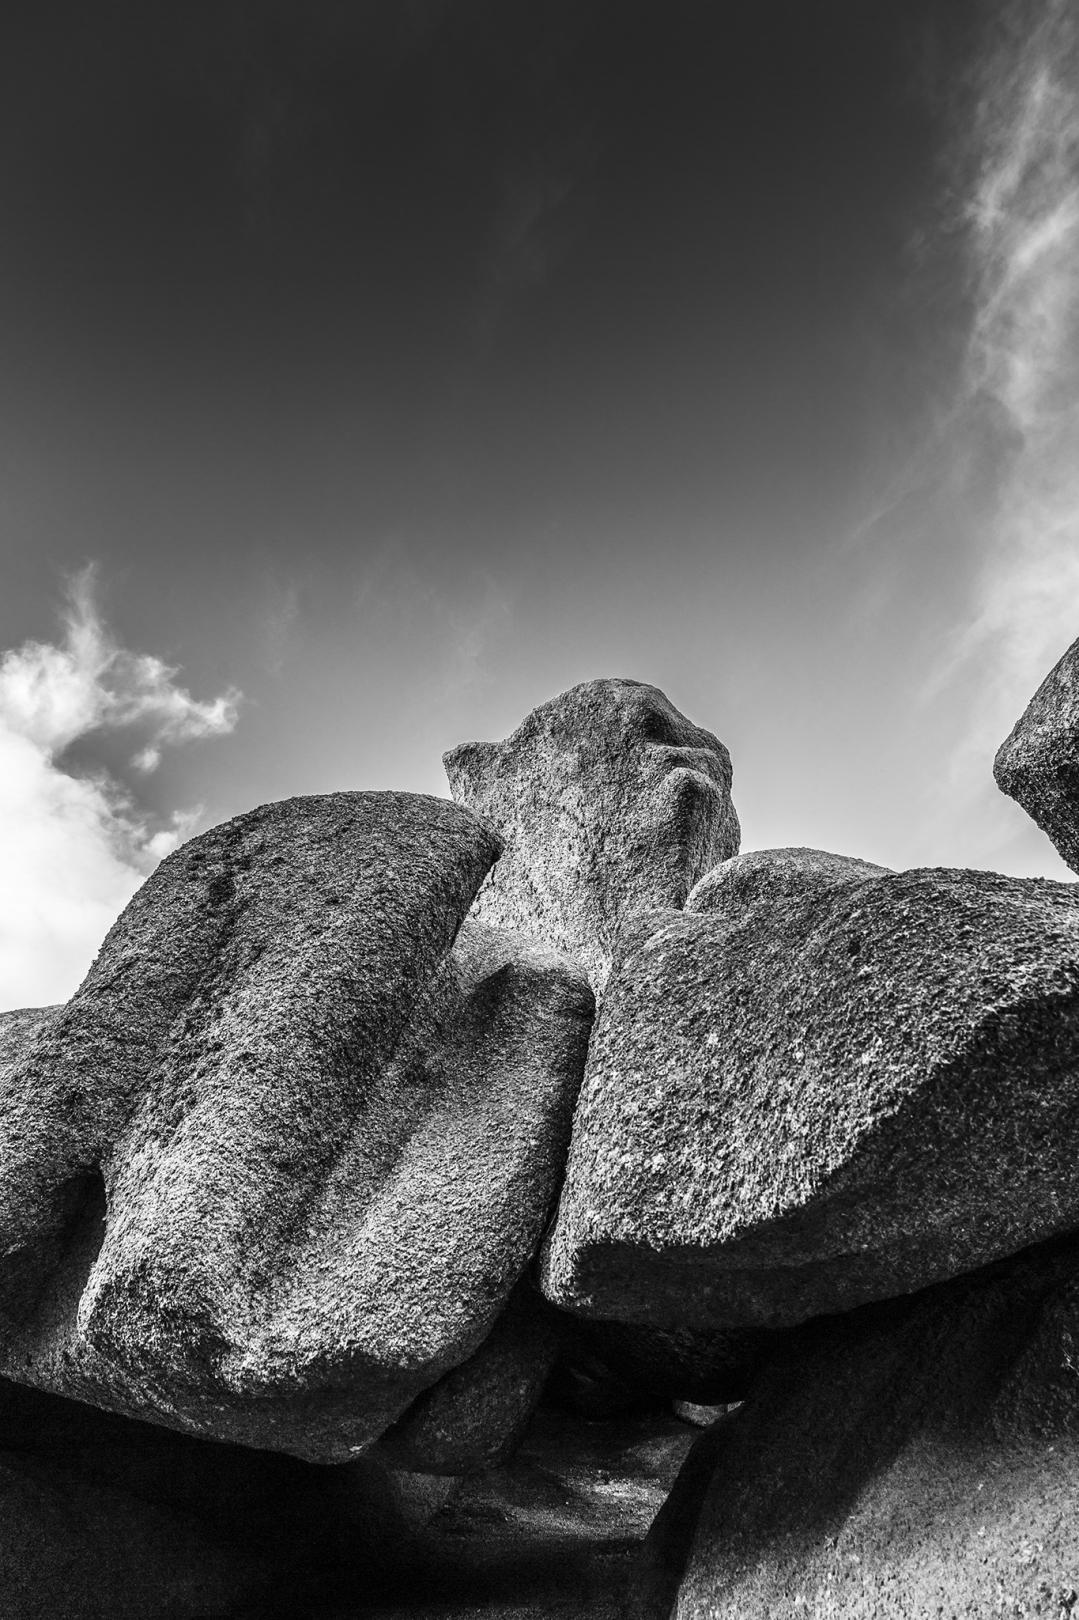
644,1233,1079,1620
0,793,593,1460
542,855,1079,1330
996,632,1079,875
0,1006,59,1071
445,679,739,992
378,1284,566,1475
685,845,887,914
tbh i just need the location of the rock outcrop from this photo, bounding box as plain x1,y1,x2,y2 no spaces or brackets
996,632,1079,875
9,656,1079,1618
0,793,593,1460
541,853,1079,1331
645,1233,1079,1620
445,679,740,992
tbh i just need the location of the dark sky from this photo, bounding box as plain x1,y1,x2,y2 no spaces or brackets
2,0,1076,1004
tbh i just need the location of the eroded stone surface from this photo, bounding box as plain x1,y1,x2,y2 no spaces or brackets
685,845,887,915
648,1235,1079,1620
996,633,1079,875
378,1284,566,1475
0,1008,60,1086
0,794,593,1460
445,679,739,993
542,859,1079,1331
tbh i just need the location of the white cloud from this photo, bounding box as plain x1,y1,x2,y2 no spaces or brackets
0,569,240,1010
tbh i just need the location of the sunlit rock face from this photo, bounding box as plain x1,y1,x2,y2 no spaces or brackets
444,678,740,994
995,633,1079,876
0,793,593,1461
0,1006,59,1062
541,849,1079,1332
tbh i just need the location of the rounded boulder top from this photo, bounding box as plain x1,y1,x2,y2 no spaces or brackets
444,678,740,992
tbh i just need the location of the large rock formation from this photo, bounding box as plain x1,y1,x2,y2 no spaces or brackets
0,793,593,1461
644,1233,1079,1620
445,679,740,992
996,633,1079,875
541,849,1079,1331
9,657,1079,1617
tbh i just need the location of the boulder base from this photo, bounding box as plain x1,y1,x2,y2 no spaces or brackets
644,1234,1079,1620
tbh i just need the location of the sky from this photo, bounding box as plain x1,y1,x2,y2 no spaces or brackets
2,0,1079,1008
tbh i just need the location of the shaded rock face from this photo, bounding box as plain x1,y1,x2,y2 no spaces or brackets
0,792,593,1461
651,1233,1079,1620
541,857,1079,1331
377,1284,566,1475
996,633,1079,875
356,1406,700,1620
445,679,739,993
564,1317,779,1407
0,1374,410,1620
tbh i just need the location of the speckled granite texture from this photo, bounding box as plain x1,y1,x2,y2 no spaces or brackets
542,853,1079,1330
0,793,593,1460
445,678,739,994
646,1235,1079,1620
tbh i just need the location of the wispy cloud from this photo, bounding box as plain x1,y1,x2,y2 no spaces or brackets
872,0,1079,872
948,0,1079,700
0,568,240,1009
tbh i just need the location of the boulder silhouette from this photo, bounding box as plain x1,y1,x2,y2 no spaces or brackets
445,679,740,992
541,851,1079,1331
0,793,593,1460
